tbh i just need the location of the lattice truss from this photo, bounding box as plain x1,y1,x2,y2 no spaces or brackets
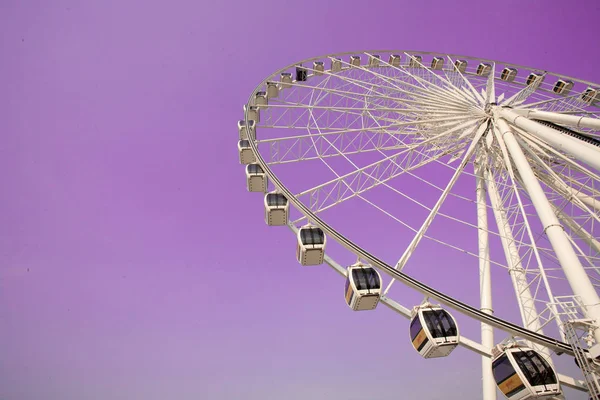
250,51,600,339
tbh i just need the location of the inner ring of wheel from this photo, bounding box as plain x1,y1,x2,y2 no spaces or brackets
245,50,590,356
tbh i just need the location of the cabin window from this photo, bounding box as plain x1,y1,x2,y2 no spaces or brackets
492,355,515,384
267,194,286,206
248,164,263,174
365,268,380,289
422,309,456,338
301,228,324,245
512,351,557,386
410,317,422,340
352,269,368,290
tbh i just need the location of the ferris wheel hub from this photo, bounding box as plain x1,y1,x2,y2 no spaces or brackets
485,102,498,116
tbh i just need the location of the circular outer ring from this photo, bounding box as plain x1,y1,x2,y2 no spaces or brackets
244,50,600,356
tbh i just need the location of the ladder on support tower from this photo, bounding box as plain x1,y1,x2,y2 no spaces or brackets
553,297,600,399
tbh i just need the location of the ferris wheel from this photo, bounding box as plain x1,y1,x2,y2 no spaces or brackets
237,50,600,400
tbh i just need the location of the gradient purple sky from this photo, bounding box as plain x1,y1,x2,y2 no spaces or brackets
2,1,599,399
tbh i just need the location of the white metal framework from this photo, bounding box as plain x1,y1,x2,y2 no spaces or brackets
238,50,600,399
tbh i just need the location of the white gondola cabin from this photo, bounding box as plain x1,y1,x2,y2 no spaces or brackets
280,72,293,88
477,63,492,76
244,104,260,123
581,87,599,105
254,91,268,106
409,304,459,358
431,56,444,70
389,54,401,67
552,79,574,95
296,65,307,82
526,72,544,87
454,59,467,73
501,68,518,82
313,61,324,76
264,192,289,226
238,119,256,140
491,345,560,399
238,140,255,165
350,55,361,67
266,81,279,98
368,55,380,68
409,55,422,68
344,263,382,311
331,58,342,72
246,163,267,193
296,225,326,266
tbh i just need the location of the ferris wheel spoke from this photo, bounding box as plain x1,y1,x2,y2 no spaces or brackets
326,56,475,111
385,53,478,108
515,93,590,114
276,81,468,117
264,103,468,118
259,114,474,144
295,120,481,215
258,129,406,165
298,101,458,235
318,66,421,100
443,55,486,105
256,116,475,166
484,63,496,103
501,73,547,107
383,121,488,295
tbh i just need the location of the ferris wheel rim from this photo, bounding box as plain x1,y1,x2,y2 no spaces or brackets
242,50,600,360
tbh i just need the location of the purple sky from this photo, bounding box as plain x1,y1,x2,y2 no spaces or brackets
2,1,599,399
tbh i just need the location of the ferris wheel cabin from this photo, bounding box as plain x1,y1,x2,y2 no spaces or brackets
313,61,324,76
238,119,255,140
552,79,574,95
454,59,467,73
344,263,382,311
389,54,401,67
409,305,459,358
350,55,361,67
491,346,560,400
331,57,342,72
501,67,518,82
280,72,293,88
526,72,545,87
296,225,326,266
430,56,444,70
476,63,492,76
581,87,599,105
266,81,279,98
368,54,381,68
408,55,422,68
245,164,267,193
296,65,308,82
244,104,260,123
264,192,289,226
238,140,256,165
254,91,267,106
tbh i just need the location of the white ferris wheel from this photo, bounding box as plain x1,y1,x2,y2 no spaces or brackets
237,50,600,400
